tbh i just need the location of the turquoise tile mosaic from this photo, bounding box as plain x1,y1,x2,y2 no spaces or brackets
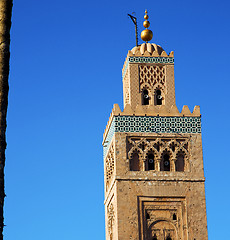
103,115,201,159
129,56,174,64
122,56,174,79
103,119,115,159
122,60,129,79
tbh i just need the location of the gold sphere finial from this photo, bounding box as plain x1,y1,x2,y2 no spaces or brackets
144,10,149,19
141,9,153,42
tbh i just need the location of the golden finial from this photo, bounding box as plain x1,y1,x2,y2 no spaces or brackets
141,10,153,42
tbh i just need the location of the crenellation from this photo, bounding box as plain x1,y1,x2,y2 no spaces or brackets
181,105,192,115
103,104,202,143
169,51,174,57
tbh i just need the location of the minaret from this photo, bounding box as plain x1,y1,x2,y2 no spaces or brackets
103,10,208,240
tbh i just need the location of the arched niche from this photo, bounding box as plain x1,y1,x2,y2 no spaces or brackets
130,151,140,171
175,154,185,172
148,220,177,240
160,152,171,171
146,152,155,171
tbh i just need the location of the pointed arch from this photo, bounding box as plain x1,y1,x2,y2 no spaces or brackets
175,149,188,172
143,147,158,161
129,151,140,171
167,139,180,152
176,146,189,156
140,82,151,92
147,152,155,170
137,138,151,151
159,147,173,158
128,147,143,171
128,146,144,159
151,138,166,152
153,83,165,93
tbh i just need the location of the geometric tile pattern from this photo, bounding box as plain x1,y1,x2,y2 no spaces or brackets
129,56,174,64
103,115,201,159
103,119,115,159
115,116,201,133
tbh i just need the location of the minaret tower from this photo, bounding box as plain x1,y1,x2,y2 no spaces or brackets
103,10,208,240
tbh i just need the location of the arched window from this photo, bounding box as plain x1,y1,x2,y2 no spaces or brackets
160,153,170,171
166,236,172,240
175,154,184,172
142,89,149,105
155,89,162,105
147,153,155,170
130,152,140,171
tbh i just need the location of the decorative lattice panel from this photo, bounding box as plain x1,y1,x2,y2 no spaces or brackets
105,143,115,190
139,65,165,89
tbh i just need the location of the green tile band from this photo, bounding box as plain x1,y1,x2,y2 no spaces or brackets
103,115,201,159
129,56,174,64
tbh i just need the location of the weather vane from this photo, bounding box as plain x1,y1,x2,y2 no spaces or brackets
128,12,138,47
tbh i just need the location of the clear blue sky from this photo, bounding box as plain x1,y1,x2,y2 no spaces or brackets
5,0,230,239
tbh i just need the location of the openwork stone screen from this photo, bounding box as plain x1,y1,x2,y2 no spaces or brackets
139,65,165,87
105,143,115,191
122,56,174,80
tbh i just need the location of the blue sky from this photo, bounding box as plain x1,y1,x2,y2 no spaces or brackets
5,0,230,239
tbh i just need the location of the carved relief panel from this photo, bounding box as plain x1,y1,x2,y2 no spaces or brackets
138,197,188,240
105,142,115,191
107,196,115,240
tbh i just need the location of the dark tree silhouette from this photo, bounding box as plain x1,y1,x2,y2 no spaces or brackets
0,0,13,238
